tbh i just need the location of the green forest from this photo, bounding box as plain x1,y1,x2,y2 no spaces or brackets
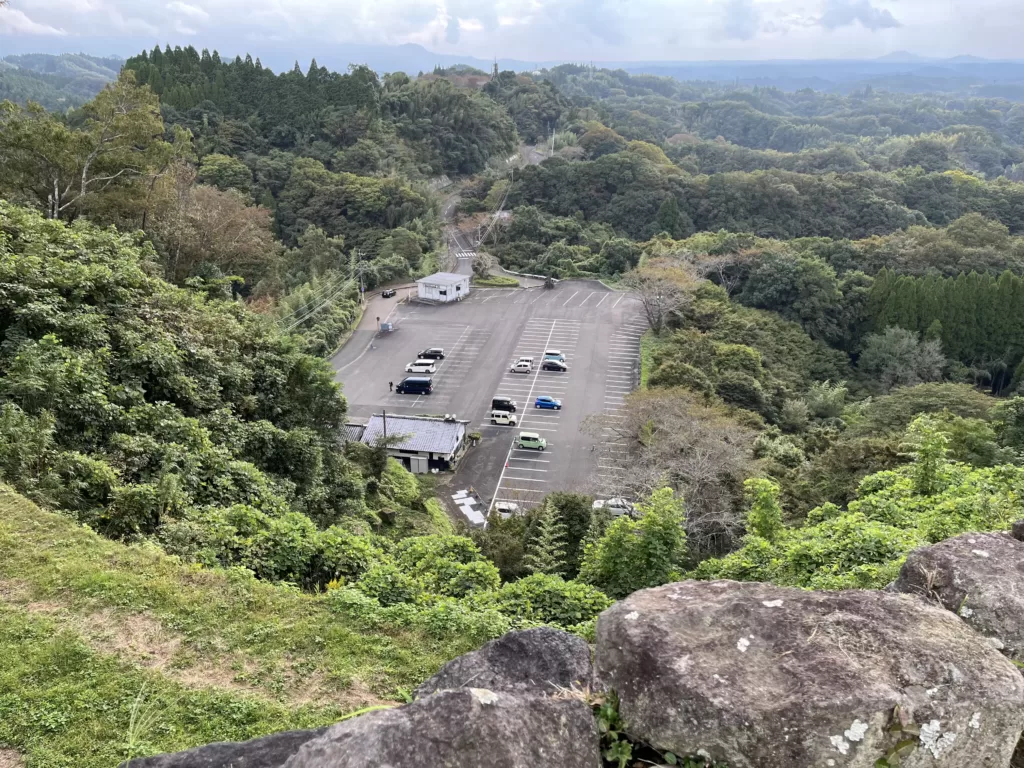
4,45,1024,765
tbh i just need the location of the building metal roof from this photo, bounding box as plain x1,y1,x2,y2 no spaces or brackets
415,272,468,287
360,414,466,455
344,423,366,442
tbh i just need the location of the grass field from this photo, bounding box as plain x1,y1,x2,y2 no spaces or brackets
0,487,480,767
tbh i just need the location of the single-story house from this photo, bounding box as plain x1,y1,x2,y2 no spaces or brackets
344,423,366,443
359,413,469,474
416,272,470,303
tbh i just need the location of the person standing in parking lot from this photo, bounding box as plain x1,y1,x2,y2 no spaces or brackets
389,381,393,392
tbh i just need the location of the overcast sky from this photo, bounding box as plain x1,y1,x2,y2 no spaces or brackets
1,0,1020,62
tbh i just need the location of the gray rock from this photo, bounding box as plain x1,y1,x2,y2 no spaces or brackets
415,626,592,698
893,531,1024,661
284,689,600,768
120,727,327,768
596,579,1024,768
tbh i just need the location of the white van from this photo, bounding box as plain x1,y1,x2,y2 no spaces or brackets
510,360,532,374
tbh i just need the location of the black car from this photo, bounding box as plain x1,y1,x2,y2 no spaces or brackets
491,396,518,413
418,348,445,360
396,377,433,394
381,288,397,298
541,359,568,372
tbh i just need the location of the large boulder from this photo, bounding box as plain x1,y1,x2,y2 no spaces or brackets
596,580,1024,768
121,727,327,768
414,627,593,698
284,688,600,768
893,531,1024,661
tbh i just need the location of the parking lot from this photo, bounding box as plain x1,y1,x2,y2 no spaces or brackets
331,281,646,521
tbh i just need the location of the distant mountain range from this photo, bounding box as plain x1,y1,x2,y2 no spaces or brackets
0,53,124,109
4,45,1024,104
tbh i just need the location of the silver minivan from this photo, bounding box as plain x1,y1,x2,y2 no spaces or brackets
510,360,532,374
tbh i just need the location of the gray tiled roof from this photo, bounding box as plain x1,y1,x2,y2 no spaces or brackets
344,423,365,442
360,415,465,455
415,272,467,287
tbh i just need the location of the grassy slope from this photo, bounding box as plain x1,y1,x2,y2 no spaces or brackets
0,487,477,766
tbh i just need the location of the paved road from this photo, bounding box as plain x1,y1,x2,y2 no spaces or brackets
331,281,646,522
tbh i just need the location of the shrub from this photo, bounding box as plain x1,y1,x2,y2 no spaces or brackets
480,573,613,627
309,526,383,588
377,459,419,506
354,562,423,606
649,361,714,398
715,372,766,412
579,488,688,599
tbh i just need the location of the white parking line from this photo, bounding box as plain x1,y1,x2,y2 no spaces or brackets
562,291,579,306
612,295,626,308
503,476,547,483
506,467,548,473
490,319,564,510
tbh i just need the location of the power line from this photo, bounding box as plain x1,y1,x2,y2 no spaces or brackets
277,269,356,325
281,277,357,332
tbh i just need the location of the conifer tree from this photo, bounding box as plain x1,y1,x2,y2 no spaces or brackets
523,502,568,576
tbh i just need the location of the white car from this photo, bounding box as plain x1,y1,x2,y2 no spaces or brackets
405,360,437,374
494,501,521,518
510,361,532,374
490,410,518,426
593,498,635,517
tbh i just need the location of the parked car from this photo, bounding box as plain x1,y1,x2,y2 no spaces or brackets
541,359,568,372
490,410,518,426
593,498,635,517
494,501,521,518
510,361,532,374
516,356,535,366
381,288,397,298
418,348,445,360
395,377,433,395
405,360,437,374
543,350,565,362
534,396,562,410
491,396,518,413
517,432,546,450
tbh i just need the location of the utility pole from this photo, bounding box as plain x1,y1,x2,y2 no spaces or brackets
382,409,387,443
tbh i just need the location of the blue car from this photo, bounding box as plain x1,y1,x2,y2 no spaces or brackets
534,396,562,410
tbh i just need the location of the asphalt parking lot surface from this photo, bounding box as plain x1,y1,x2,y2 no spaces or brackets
330,281,646,522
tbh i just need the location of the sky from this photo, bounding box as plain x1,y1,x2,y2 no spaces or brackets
0,0,1020,63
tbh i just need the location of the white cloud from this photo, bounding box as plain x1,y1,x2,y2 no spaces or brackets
167,1,210,21
819,0,900,30
2,0,1022,61
0,7,67,35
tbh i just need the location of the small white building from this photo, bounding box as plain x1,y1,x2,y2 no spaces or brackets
360,413,468,474
416,272,470,303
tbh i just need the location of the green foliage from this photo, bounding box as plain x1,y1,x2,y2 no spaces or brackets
866,268,1024,386
859,327,946,391
0,487,507,765
743,479,784,542
696,418,1024,589
901,415,950,495
355,563,424,606
478,573,613,627
522,502,569,576
580,488,687,599
197,153,253,194
0,202,386,589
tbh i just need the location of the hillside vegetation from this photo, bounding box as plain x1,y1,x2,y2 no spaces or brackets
0,485,486,767
6,47,1024,766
